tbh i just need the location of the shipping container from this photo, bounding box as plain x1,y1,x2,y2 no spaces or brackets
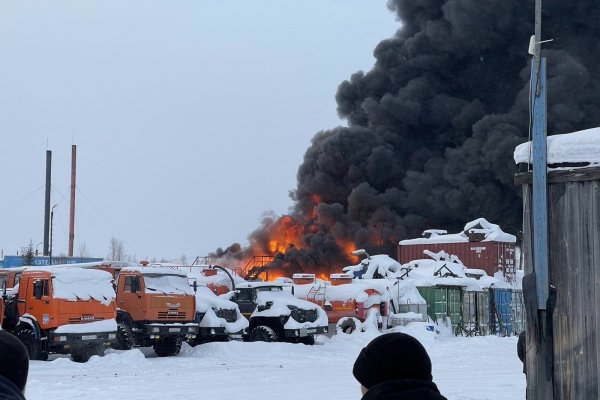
461,290,489,336
398,240,516,280
489,288,513,336
417,285,463,335
511,289,525,335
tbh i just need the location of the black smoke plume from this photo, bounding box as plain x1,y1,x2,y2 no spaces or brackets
214,0,600,273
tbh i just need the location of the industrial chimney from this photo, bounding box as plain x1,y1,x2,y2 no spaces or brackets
43,150,51,256
68,145,76,257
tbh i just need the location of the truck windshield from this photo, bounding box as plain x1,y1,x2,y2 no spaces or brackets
144,274,194,295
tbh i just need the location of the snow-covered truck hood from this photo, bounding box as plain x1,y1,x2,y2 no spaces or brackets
252,291,328,329
195,287,248,333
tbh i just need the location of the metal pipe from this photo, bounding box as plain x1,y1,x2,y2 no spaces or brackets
68,145,77,257
43,150,52,256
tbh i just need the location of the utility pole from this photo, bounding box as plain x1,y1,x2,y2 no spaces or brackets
527,0,553,398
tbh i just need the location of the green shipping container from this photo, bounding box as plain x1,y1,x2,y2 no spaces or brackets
417,285,464,335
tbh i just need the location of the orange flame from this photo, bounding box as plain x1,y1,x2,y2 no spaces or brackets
265,215,305,255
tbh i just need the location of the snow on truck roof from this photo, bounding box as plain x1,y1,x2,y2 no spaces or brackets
25,266,115,305
514,126,600,168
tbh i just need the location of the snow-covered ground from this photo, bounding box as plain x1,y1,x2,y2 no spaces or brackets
25,327,525,400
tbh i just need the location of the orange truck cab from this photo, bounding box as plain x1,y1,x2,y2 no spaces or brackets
0,267,26,291
112,266,198,357
2,266,117,362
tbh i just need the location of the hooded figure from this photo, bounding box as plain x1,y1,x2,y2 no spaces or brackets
353,332,447,400
0,330,29,400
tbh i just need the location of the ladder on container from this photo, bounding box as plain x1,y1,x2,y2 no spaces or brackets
307,284,326,306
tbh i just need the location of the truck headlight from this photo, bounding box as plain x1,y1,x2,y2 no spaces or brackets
108,333,116,340
56,335,67,342
152,327,160,333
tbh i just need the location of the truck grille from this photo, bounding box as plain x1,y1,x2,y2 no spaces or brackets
68,316,104,324
290,308,317,323
158,311,187,320
216,309,237,323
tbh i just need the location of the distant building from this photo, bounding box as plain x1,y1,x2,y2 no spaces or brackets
0,255,103,268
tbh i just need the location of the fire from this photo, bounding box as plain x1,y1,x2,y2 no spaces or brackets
317,273,329,281
336,238,360,264
265,215,305,255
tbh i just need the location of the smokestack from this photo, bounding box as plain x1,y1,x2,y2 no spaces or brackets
43,150,51,256
68,145,77,257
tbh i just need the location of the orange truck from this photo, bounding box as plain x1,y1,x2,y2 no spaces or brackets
2,266,118,362
0,267,26,291
292,273,390,334
104,264,198,357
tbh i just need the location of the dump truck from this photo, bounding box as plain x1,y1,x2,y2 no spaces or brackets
1,266,118,362
108,265,198,357
230,281,328,345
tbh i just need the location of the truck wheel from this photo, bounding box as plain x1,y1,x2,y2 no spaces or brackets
249,326,278,342
153,337,182,357
71,345,103,363
336,317,361,335
112,322,135,350
298,335,315,345
17,329,48,361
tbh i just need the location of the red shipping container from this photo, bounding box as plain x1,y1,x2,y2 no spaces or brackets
397,222,517,279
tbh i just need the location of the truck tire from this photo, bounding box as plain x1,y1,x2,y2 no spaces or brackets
336,317,361,335
298,335,315,345
17,328,48,361
71,345,104,363
153,337,182,357
112,322,135,350
249,325,278,342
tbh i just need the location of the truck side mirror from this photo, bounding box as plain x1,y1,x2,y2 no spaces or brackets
33,280,43,300
193,280,198,293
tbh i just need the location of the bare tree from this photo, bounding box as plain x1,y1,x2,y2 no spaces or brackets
78,241,89,258
108,237,126,261
180,254,187,266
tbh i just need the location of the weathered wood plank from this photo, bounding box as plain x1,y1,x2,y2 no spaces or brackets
515,167,600,185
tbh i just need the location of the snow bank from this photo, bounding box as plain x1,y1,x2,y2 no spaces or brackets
514,126,600,167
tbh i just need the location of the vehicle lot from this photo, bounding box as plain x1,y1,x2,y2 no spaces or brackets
25,329,525,400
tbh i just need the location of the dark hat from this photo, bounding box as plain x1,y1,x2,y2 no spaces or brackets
353,332,432,389
0,330,29,392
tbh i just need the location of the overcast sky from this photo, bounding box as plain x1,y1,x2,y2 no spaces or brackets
0,1,399,261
